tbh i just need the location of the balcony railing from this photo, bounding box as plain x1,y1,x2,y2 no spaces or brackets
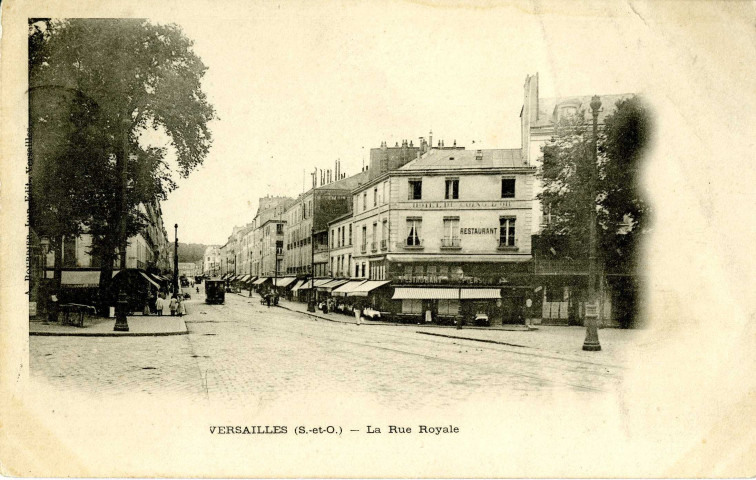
380,239,387,250
440,237,461,249
361,244,367,254
371,241,378,252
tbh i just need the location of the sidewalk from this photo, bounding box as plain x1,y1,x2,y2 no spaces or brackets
29,314,188,337
272,295,640,365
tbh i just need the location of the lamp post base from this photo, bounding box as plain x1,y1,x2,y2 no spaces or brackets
582,302,601,351
114,290,129,332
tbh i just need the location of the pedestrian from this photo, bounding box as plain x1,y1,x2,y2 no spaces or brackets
46,293,59,325
178,297,186,316
355,305,362,326
266,293,271,308
155,294,165,316
169,295,178,316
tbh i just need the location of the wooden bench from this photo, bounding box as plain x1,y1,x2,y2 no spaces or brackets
59,303,97,327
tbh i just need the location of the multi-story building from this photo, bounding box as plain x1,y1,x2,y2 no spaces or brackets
203,245,221,277
349,145,535,325
521,72,636,326
327,212,354,279
248,196,292,277
284,164,367,277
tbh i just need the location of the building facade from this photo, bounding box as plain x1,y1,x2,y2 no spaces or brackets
203,245,221,277
349,146,536,324
284,168,367,277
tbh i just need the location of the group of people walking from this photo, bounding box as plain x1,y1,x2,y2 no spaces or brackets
150,291,186,317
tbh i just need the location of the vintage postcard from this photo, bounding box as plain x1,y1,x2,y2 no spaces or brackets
1,0,755,477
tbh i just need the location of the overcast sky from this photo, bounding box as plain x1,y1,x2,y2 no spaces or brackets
152,1,652,245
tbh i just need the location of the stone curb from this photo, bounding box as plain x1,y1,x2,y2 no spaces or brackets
29,318,189,337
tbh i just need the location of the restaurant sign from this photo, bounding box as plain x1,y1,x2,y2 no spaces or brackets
460,227,497,235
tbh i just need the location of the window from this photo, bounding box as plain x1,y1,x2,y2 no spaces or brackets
348,224,352,245
501,178,515,198
408,179,422,200
404,265,412,277
341,227,345,247
438,299,460,316
361,262,366,277
445,178,459,199
347,255,351,275
373,187,377,206
355,263,360,277
363,192,367,211
276,223,283,234
362,225,367,251
499,217,516,247
406,218,422,246
442,217,460,247
403,299,423,314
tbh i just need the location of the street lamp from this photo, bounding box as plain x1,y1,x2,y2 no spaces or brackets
173,223,179,296
307,225,316,312
582,95,602,351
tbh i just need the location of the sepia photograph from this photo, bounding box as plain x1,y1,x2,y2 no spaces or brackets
2,0,755,477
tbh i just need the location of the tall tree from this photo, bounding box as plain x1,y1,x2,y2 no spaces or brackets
537,96,652,326
29,18,215,310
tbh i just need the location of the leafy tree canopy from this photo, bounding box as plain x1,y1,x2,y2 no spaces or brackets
29,18,215,266
537,96,652,270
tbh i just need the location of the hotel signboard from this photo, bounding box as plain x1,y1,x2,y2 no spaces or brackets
397,200,529,210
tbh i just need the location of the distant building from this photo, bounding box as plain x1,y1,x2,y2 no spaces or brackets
203,245,221,277
178,262,198,278
284,162,368,277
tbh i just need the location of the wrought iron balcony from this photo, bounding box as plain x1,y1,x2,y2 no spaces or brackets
371,241,378,252
440,237,461,249
380,239,387,250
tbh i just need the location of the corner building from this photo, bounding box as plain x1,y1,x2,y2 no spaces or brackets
351,147,536,325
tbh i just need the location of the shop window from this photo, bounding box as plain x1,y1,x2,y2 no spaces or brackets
501,178,515,198
438,299,460,316
402,299,423,314
445,178,459,199
499,217,516,247
408,179,422,200
437,265,449,278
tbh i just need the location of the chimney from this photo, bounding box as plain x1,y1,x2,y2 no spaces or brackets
429,130,433,149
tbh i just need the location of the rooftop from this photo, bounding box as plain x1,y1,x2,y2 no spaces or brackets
399,148,527,170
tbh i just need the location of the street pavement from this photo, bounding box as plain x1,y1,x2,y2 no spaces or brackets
30,290,630,407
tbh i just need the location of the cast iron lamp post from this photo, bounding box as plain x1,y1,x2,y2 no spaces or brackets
582,95,602,351
307,226,316,312
173,223,179,295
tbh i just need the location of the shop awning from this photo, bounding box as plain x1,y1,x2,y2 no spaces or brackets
316,279,349,292
348,280,390,297
460,288,502,299
331,280,366,296
252,277,269,285
139,271,161,289
392,287,502,300
290,280,305,291
221,274,229,280
273,277,297,287
392,287,459,300
148,273,167,284
244,276,257,284
61,270,100,288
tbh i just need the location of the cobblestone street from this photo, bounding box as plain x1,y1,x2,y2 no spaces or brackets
30,291,628,408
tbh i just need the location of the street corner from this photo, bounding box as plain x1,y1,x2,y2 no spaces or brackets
29,314,188,337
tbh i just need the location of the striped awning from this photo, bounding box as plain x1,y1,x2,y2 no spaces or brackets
61,270,100,288
252,277,269,285
316,279,349,292
139,271,161,289
392,287,459,300
392,287,502,300
331,280,366,296
290,280,305,291
348,280,390,297
273,277,297,287
460,288,502,299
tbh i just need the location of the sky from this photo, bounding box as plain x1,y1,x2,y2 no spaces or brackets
149,1,653,245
